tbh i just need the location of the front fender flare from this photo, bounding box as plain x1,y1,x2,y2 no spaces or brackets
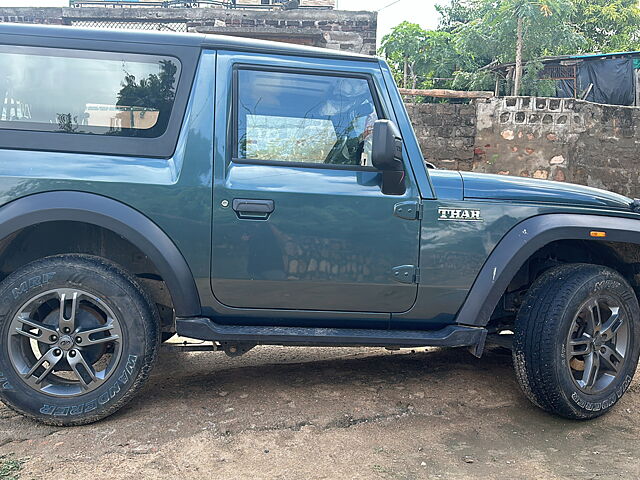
457,213,640,327
0,191,200,316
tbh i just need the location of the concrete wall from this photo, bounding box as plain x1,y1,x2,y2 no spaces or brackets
472,97,640,197
0,7,376,55
405,102,477,171
409,97,640,199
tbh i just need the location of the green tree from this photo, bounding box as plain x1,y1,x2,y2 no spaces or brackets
436,0,488,32
381,0,640,98
508,1,575,95
380,22,473,91
455,0,578,95
571,0,640,52
379,22,429,89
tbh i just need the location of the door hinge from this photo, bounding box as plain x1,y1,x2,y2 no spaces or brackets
393,201,422,220
392,265,420,284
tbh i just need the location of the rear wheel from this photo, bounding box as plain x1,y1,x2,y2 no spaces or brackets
513,263,640,419
0,254,159,425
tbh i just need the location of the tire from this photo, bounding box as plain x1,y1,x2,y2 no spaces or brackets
513,263,640,419
0,254,160,426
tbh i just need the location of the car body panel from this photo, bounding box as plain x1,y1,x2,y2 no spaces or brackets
461,171,632,210
209,51,421,316
394,200,640,328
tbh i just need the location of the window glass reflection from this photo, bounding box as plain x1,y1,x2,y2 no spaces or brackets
0,46,180,138
237,69,378,166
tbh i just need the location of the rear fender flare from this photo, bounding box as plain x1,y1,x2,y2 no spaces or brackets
0,191,200,316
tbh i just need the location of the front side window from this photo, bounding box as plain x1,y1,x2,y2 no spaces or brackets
0,46,181,138
235,69,379,167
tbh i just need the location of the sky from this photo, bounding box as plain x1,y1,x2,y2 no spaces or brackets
337,0,441,42
0,0,443,44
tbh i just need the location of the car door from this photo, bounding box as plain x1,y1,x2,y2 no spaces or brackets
210,51,421,313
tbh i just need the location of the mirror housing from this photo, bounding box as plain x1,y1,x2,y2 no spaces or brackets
371,120,406,195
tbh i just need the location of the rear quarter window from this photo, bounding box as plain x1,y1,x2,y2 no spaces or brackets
0,46,181,138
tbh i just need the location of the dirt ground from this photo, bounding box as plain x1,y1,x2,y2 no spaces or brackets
1,343,640,480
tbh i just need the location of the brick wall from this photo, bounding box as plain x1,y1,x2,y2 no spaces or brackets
473,97,640,197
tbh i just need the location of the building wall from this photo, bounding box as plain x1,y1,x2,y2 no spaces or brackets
408,96,640,199
235,0,336,6
405,102,477,171
0,7,375,55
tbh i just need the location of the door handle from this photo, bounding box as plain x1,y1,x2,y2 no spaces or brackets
232,198,275,219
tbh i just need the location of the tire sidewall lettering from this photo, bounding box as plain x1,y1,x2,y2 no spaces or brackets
571,374,631,411
11,272,56,300
39,354,138,417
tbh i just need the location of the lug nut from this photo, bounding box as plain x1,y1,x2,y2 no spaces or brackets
601,347,607,354
75,336,82,344
63,327,71,334
68,350,76,358
50,334,58,342
53,349,62,356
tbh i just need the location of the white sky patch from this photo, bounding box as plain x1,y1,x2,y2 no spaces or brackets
337,0,442,45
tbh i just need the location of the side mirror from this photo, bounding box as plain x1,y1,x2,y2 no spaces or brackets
371,119,406,195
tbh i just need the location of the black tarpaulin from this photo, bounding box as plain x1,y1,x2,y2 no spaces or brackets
556,57,635,106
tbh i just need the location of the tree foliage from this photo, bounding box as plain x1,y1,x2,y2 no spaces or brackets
571,0,640,53
379,21,431,89
380,0,640,97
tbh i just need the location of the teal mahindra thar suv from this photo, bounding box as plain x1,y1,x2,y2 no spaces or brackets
0,24,638,425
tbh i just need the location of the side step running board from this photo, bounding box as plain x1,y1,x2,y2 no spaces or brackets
175,317,488,357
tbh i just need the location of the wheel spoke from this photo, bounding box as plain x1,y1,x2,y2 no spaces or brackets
582,352,600,389
584,299,602,333
67,350,99,389
13,314,57,344
24,348,63,384
75,320,119,346
599,345,624,373
569,335,592,357
600,308,623,340
58,291,79,333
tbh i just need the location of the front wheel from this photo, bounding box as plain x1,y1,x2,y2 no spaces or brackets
0,254,160,426
513,263,640,419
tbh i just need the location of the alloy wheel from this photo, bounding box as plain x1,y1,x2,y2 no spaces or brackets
7,288,123,397
566,295,629,394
